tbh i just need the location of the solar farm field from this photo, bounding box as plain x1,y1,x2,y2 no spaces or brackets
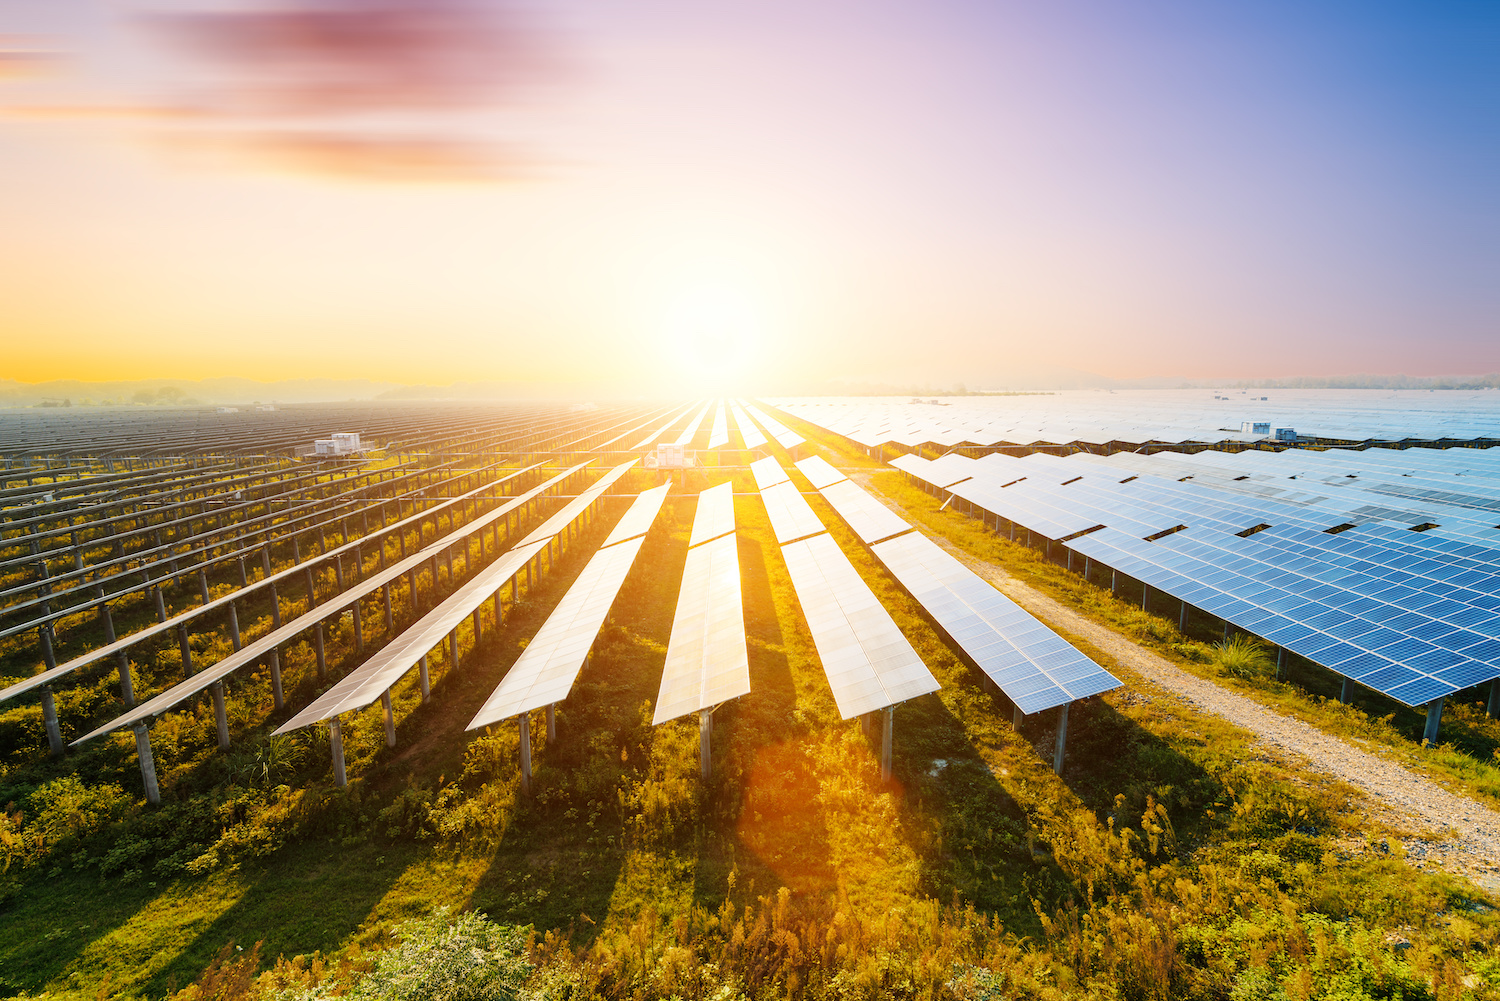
0,400,1498,1000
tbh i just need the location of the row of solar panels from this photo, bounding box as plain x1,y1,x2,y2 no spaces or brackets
629,400,797,452
892,451,1500,711
767,393,1500,449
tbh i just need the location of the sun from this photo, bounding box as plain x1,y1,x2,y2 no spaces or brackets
658,283,765,388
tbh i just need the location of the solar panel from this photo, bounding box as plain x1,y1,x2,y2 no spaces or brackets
760,480,828,544
601,483,672,548
274,538,552,734
780,532,939,718
468,536,648,729
653,533,751,723
688,481,736,548
518,461,638,546
815,478,915,545
730,402,768,449
794,455,847,490
871,531,1120,714
71,460,597,745
673,401,714,446
751,455,791,490
742,402,806,448
707,403,730,449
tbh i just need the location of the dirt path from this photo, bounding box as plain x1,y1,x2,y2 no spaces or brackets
852,472,1500,893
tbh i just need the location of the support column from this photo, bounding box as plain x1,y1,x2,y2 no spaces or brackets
154,587,168,622
880,706,894,782
270,583,282,628
269,648,284,710
1276,646,1285,681
1053,703,1070,775
1339,677,1353,704
546,703,556,740
384,585,394,631
315,622,327,679
41,687,64,757
134,722,161,805
228,601,242,651
381,690,396,747
519,712,532,795
1141,584,1149,612
117,652,135,707
419,654,431,702
1489,678,1499,720
699,708,713,780
472,607,482,645
1013,706,1023,732
448,630,459,670
353,601,364,652
329,717,347,788
1422,698,1444,746
178,625,194,678
211,681,230,749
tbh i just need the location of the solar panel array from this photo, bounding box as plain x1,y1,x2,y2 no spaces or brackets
768,390,1500,450
469,483,670,729
742,402,806,449
793,457,1119,716
731,402,768,449
72,460,600,745
893,449,1500,709
653,484,751,724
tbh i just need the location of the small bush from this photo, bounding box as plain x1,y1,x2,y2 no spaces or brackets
1214,635,1274,680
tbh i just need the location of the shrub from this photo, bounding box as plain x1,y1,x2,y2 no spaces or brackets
1214,635,1274,680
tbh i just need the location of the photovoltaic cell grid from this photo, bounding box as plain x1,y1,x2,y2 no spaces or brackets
761,480,828,545
468,537,648,728
767,391,1500,450
688,480,736,548
468,483,669,728
872,532,1120,714
742,401,806,448
730,402,768,449
72,460,598,744
653,532,751,723
750,455,791,490
894,451,1500,706
780,532,939,718
814,478,915,545
795,454,847,490
708,403,730,449
275,538,552,734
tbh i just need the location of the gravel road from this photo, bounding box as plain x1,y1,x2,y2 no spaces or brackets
855,473,1500,893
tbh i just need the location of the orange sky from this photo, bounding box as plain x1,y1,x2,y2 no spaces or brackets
3,1,1498,391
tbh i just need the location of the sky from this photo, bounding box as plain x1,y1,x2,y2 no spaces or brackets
1,0,1497,393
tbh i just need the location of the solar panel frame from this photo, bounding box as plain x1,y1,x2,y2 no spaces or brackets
688,481,736,548
652,532,751,724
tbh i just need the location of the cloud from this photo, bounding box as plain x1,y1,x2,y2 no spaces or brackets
0,38,60,79
148,0,549,117
1,2,562,182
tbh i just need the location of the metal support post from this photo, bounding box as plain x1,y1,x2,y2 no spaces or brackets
419,654,431,702
269,581,283,628
211,681,230,749
880,706,894,781
383,585,394,631
305,567,317,609
178,625,194,678
546,703,556,740
381,690,396,747
228,601,241,651
198,569,210,604
329,717,347,788
269,648,284,710
117,652,134,707
494,590,503,625
134,723,161,805
315,621,327,679
699,708,713,780
1053,703,1070,775
1110,570,1117,596
1339,677,1353,704
473,607,482,645
353,601,364,652
1422,698,1444,746
519,712,532,795
154,586,168,622
1141,584,1149,611
41,687,64,757
1276,646,1285,680
448,629,459,669
1489,678,1500,720
1013,706,1023,731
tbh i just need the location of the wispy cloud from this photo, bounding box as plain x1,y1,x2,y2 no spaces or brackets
2,1,562,182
